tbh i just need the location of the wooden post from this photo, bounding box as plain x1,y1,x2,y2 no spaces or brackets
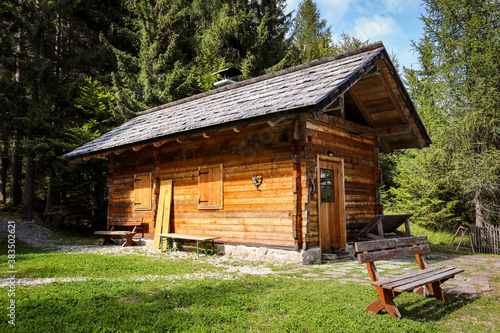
292,119,302,250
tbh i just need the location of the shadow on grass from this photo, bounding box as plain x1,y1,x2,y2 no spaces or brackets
390,293,475,322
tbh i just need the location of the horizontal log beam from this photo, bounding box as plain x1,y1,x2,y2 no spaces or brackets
374,124,412,137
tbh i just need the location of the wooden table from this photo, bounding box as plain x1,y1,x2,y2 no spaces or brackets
94,217,143,247
157,233,219,258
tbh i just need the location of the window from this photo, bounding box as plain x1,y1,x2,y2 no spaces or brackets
320,169,335,203
134,172,152,210
198,164,223,209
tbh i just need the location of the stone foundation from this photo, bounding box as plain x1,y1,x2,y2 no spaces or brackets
121,237,321,264
217,244,322,265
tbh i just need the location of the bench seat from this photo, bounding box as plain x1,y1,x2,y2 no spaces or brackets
94,231,135,236
157,233,219,258
373,266,464,293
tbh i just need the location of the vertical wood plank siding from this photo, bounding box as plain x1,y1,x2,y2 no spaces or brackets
304,115,380,247
107,121,296,248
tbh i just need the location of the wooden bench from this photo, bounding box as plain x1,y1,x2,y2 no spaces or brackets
157,233,219,258
355,236,463,319
94,217,143,247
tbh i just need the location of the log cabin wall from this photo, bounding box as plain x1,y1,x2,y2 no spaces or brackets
107,119,297,248
303,114,382,248
107,146,158,235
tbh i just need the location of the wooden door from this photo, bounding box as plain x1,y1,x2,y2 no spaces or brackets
317,156,346,251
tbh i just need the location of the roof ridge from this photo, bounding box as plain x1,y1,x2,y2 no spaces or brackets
137,41,385,116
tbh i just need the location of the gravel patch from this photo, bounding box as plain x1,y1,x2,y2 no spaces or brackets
0,216,57,248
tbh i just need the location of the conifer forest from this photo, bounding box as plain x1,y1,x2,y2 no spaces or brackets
0,0,499,232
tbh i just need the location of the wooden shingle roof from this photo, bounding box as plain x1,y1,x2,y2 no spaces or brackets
63,42,430,160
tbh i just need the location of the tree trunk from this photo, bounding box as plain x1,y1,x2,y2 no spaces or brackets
0,136,9,202
9,132,22,206
474,186,485,228
44,169,56,223
23,154,35,219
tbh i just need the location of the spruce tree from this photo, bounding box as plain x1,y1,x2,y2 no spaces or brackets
290,0,366,64
291,0,333,63
388,0,500,228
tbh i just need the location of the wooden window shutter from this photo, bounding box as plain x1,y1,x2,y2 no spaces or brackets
134,172,152,210
198,164,223,209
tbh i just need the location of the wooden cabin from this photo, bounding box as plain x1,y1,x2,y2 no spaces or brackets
64,42,430,258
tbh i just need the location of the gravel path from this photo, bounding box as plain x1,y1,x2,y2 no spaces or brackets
0,215,58,248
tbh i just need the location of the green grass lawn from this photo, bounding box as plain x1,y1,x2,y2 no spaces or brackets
1,225,499,332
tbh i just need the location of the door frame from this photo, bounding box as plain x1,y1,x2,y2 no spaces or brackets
317,155,346,251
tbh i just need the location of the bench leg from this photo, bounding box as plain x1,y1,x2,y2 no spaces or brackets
428,282,449,303
122,234,137,247
100,236,115,246
367,287,401,319
414,282,449,303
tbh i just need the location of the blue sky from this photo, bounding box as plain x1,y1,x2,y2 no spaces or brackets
285,0,426,70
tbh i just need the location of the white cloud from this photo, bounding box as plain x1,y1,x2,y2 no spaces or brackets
285,0,353,22
383,0,406,14
316,0,353,20
353,15,398,41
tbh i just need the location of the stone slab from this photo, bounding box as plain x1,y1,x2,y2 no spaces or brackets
303,273,320,277
468,276,492,291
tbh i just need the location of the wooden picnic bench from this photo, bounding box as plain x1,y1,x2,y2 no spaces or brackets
94,217,143,247
355,236,463,319
357,214,413,240
157,233,219,258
